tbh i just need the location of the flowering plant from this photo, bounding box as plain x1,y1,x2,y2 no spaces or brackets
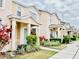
39,35,47,45
0,25,11,48
39,35,47,41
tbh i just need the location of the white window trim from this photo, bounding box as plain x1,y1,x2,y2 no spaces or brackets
16,5,21,16
0,0,5,9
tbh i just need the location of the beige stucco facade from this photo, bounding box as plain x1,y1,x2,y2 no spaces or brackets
39,11,63,41
49,14,63,41
61,22,74,37
0,0,76,51
39,11,51,39
0,0,40,51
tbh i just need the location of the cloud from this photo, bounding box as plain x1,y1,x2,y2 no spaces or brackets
20,0,79,28
44,0,57,4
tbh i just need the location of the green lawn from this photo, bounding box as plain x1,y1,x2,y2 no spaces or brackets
14,50,56,59
44,41,67,50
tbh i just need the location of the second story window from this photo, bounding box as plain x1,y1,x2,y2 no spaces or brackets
16,6,21,16
0,0,3,7
17,10,21,16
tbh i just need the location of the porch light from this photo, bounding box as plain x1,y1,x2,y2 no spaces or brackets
0,19,3,26
0,19,2,24
53,28,56,30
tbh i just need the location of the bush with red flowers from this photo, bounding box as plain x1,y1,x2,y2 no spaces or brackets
39,35,47,45
0,25,11,49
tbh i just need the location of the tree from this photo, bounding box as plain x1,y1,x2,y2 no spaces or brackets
0,25,11,49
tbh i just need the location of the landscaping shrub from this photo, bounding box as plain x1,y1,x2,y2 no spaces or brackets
39,35,47,45
71,35,76,41
63,35,71,43
26,35,40,52
26,45,40,53
43,41,51,46
26,35,37,45
51,41,61,46
33,45,40,51
50,38,61,43
43,40,61,47
17,45,27,54
17,34,37,53
0,25,11,49
43,38,61,46
26,45,32,53
77,35,79,37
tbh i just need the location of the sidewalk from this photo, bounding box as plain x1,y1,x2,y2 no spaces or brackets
49,41,79,59
40,46,60,52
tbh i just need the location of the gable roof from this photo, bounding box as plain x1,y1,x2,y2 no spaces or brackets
8,14,40,25
12,0,53,14
12,0,34,7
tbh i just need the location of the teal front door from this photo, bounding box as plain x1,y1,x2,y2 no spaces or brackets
24,28,28,45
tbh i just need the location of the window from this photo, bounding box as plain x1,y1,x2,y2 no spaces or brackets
16,6,21,16
31,28,36,35
0,0,3,7
17,10,21,16
56,31,58,37
50,33,54,38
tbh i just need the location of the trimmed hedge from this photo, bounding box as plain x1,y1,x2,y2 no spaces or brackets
50,38,61,43
43,41,51,46
63,35,71,43
71,35,76,41
43,40,61,47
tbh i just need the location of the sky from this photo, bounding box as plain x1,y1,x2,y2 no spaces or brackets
19,0,79,29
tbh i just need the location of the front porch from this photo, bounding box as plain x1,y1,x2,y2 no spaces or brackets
9,17,40,51
49,24,64,42
50,27,58,38
49,24,63,38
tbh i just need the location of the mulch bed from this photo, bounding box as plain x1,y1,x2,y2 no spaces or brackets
0,53,6,59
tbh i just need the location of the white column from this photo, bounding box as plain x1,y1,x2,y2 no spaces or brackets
27,24,31,35
58,27,61,38
54,32,56,38
47,28,50,40
36,26,40,46
20,23,24,45
53,32,55,38
61,29,64,42
12,20,17,51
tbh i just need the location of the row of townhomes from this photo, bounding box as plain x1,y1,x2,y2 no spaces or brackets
0,0,78,51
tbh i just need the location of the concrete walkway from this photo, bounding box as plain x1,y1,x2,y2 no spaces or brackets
40,46,60,52
49,41,79,59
